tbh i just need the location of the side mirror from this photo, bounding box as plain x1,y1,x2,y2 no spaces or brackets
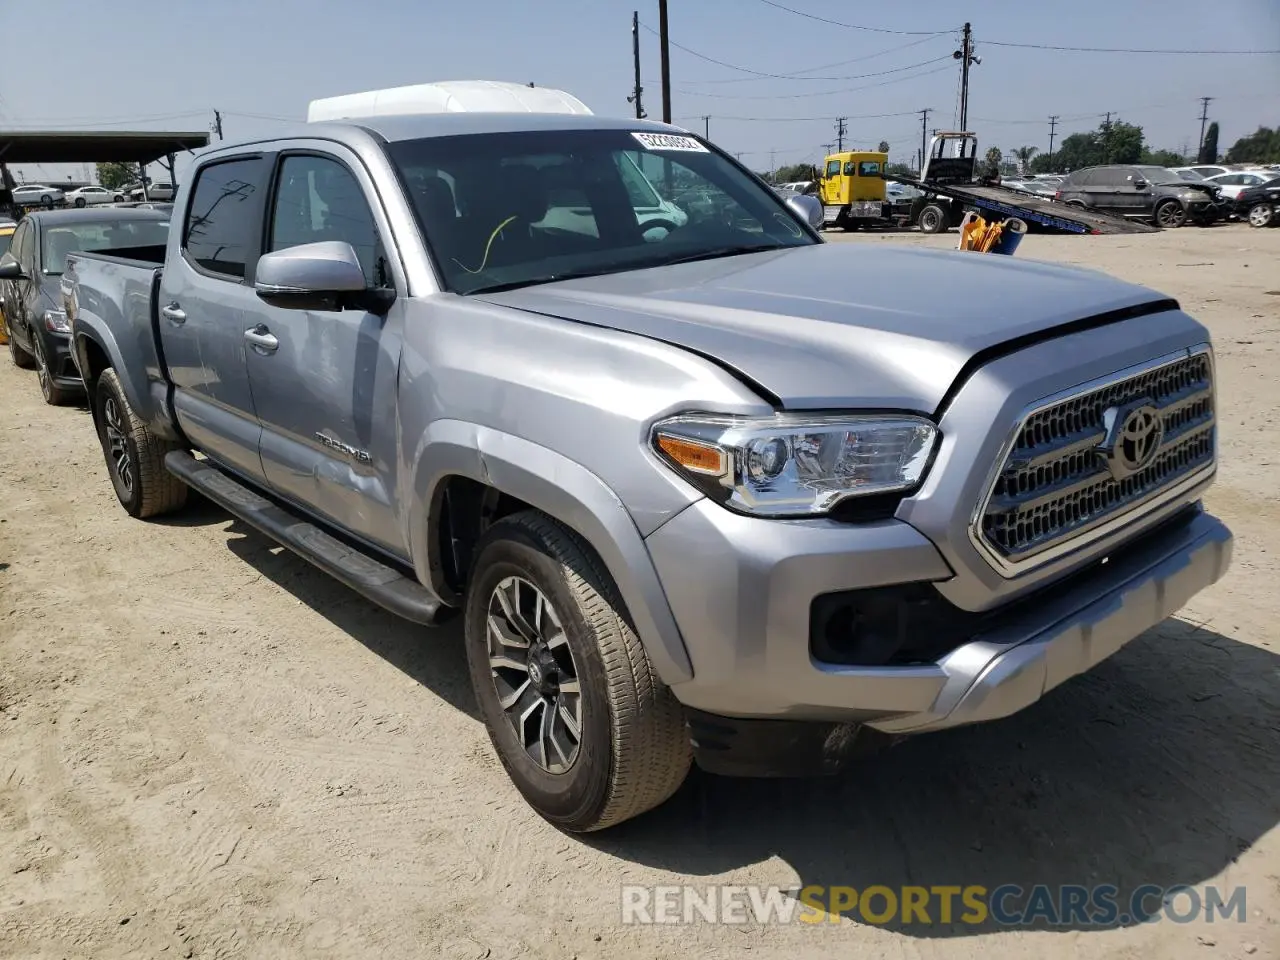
785,194,824,229
0,255,23,280
254,241,389,313
1133,178,1148,189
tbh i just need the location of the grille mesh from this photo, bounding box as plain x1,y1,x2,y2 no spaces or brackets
979,352,1215,563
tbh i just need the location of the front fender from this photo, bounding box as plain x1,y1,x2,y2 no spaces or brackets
408,420,695,685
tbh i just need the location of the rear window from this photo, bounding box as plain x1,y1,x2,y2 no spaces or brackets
183,157,269,278
41,219,171,275
859,161,882,176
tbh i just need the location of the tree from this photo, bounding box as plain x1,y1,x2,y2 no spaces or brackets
1198,122,1219,164
877,140,890,154
1142,148,1186,167
773,162,818,183
1028,152,1058,174
1053,131,1102,172
983,146,1003,179
886,161,916,178
95,162,138,190
1102,120,1144,164
1225,126,1280,164
1012,145,1038,174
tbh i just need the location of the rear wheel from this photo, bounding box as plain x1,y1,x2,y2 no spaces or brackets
917,203,947,234
1154,199,1187,228
94,368,188,518
1248,203,1275,228
464,511,691,832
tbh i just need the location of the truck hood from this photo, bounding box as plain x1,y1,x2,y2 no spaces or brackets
474,244,1173,412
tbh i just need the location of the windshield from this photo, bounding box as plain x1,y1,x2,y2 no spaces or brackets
386,128,817,294
40,219,170,275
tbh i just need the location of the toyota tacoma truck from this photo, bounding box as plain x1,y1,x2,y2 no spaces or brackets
63,82,1232,833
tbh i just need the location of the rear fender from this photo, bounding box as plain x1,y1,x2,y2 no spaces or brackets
408,420,695,685
70,305,178,441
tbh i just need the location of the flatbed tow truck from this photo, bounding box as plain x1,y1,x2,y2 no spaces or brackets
889,132,1158,236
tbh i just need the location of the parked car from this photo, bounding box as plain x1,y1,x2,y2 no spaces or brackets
1205,170,1278,202
1003,179,1057,199
65,185,126,207
64,88,1231,832
113,201,175,212
129,182,175,201
0,208,170,404
12,184,65,207
1173,165,1230,180
1056,165,1218,227
1233,176,1280,227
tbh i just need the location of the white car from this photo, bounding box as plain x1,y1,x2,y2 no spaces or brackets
1205,170,1278,201
129,182,175,201
1174,165,1230,180
65,185,125,207
12,184,65,207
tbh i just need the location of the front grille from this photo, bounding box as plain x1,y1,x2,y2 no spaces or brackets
976,349,1215,569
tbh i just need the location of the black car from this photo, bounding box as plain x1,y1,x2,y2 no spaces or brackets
0,208,170,404
1055,164,1219,228
1233,177,1280,228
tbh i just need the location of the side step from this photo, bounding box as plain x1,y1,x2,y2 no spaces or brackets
164,451,451,626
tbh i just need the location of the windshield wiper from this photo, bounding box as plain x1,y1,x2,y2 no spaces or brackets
658,243,789,267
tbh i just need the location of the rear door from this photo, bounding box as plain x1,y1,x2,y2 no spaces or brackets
244,146,407,555
159,154,273,482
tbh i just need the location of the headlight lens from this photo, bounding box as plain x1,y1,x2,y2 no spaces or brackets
652,413,938,517
44,309,70,333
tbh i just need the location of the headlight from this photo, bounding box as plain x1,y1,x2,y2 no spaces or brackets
43,309,70,333
652,413,938,517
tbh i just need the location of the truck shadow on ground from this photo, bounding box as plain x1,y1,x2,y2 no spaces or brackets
177,511,1278,938
589,619,1280,937
215,518,480,720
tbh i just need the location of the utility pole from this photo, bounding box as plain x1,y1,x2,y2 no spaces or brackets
769,148,776,181
835,117,847,152
918,108,931,173
954,23,980,131
628,11,645,119
213,110,224,141
702,116,710,139
1197,96,1213,161
658,0,672,123
1047,114,1059,167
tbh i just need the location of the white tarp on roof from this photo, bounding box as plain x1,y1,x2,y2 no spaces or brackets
307,81,593,122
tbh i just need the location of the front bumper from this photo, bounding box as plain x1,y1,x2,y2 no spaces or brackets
649,501,1231,736
41,329,85,391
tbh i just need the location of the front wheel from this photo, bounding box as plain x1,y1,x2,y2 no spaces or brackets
1248,203,1276,228
464,511,691,832
32,335,72,405
74,197,87,208
94,368,188,518
917,203,947,234
1154,199,1187,228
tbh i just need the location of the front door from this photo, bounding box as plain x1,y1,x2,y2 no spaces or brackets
244,148,406,557
160,154,273,483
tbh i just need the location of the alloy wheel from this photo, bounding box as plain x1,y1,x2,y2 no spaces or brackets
102,396,134,496
486,575,583,774
33,337,52,401
1156,202,1186,228
1248,204,1274,228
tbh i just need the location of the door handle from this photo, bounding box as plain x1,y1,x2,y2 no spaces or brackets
244,325,279,353
161,302,186,324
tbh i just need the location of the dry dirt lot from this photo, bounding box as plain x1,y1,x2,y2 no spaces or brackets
1,223,1278,960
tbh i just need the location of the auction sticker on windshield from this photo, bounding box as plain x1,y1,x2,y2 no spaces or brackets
632,132,708,152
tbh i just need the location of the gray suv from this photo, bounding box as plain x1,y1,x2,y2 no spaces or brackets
63,109,1231,832
1056,165,1219,227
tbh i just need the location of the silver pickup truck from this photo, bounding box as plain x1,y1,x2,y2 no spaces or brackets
63,109,1232,832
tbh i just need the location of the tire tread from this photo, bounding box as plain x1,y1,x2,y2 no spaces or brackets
98,368,188,518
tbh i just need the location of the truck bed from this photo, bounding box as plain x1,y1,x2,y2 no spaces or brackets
891,176,1160,235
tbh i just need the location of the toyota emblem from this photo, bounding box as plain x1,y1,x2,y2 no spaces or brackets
1098,400,1164,480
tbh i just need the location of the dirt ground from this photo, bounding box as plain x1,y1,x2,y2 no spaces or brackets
1,223,1278,960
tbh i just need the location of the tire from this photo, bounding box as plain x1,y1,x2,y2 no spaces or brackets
464,511,691,832
32,334,72,406
113,194,124,203
1248,203,1275,228
74,197,87,208
1154,199,1187,229
8,328,35,369
1063,200,1087,209
917,203,947,234
94,368,188,518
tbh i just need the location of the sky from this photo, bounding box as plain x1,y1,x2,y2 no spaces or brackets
3,0,1278,185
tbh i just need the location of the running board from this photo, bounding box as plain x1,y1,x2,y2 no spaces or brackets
164,451,451,626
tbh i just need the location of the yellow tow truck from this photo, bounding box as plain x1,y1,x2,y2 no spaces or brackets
816,148,891,230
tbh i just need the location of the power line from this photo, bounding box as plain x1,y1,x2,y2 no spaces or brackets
674,110,919,122
661,61,955,100
981,38,1280,54
678,34,947,84
754,0,957,36
638,25,951,82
